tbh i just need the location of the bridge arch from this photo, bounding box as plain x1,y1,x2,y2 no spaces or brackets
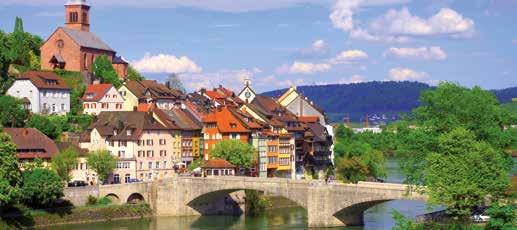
104,193,121,204
127,193,145,204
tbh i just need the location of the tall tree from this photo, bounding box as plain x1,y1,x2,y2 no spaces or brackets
13,17,24,33
0,95,28,128
166,73,186,93
425,128,510,219
52,147,79,182
87,150,117,184
211,140,255,169
26,114,62,139
93,55,121,88
0,132,22,208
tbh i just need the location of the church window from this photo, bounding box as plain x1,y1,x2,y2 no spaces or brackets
70,12,78,23
56,40,64,49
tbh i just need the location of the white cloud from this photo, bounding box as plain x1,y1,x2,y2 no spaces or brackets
316,74,366,85
384,46,447,60
330,49,368,64
131,53,202,74
311,40,326,51
330,0,475,42
289,61,332,74
388,67,429,81
0,0,329,12
369,7,474,37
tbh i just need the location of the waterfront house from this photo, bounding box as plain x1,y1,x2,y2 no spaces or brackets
40,0,127,78
7,71,71,114
79,111,175,184
201,159,236,177
3,128,59,169
82,83,124,115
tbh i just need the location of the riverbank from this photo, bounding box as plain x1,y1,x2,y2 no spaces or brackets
0,203,152,228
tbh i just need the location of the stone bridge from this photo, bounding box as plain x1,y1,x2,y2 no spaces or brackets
64,176,427,228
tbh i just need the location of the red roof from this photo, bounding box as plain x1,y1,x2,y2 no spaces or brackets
202,107,250,133
202,159,236,168
3,128,59,159
137,103,155,112
299,116,319,123
82,84,113,102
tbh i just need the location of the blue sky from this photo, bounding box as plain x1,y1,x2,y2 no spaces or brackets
0,0,516,92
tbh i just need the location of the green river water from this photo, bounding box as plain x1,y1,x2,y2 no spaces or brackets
43,157,517,230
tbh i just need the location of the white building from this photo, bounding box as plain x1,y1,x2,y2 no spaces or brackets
7,71,70,114
81,84,124,115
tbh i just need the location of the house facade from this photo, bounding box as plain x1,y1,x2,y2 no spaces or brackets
79,111,175,184
40,0,127,78
7,71,70,114
118,80,183,111
3,128,59,169
82,84,124,115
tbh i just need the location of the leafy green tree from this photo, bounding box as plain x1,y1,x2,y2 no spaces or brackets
127,65,144,81
0,132,22,208
26,114,62,139
93,55,121,88
333,125,386,183
52,148,79,182
188,158,203,172
425,128,510,219
70,84,86,115
211,140,255,169
87,150,117,184
0,95,28,128
21,168,63,208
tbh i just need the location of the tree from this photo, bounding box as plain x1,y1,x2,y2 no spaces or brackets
21,168,63,208
425,128,510,219
93,55,121,88
13,17,24,33
166,73,186,93
0,95,28,127
87,150,117,184
485,202,516,230
0,132,22,208
26,114,62,139
127,65,144,81
211,140,255,169
70,84,86,115
333,125,386,183
52,147,79,182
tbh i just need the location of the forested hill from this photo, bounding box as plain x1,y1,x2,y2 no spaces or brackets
262,81,517,123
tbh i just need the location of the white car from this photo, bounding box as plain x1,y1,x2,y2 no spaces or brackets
471,214,490,223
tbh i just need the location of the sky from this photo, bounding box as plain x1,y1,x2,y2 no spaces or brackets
0,0,516,93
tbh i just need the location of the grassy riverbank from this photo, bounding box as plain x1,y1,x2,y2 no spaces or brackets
0,203,152,229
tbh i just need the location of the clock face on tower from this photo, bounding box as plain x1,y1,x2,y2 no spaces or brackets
245,91,251,98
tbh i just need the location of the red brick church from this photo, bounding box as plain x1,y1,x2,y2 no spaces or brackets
40,0,128,79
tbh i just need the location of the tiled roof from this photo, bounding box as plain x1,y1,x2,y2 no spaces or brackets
202,107,250,133
202,159,236,168
17,71,70,90
159,108,202,131
299,116,320,123
112,56,128,64
92,111,170,141
55,142,89,157
125,80,183,100
62,27,114,52
306,122,330,142
3,128,59,159
81,84,112,102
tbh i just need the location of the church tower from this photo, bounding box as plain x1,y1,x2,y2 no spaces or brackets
64,0,90,31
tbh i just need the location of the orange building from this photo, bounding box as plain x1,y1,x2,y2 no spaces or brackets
40,0,127,79
202,107,250,160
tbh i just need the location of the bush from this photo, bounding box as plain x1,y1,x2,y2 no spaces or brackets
97,197,112,206
86,195,97,206
21,168,63,208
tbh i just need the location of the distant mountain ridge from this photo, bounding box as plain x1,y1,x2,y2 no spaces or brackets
262,81,517,123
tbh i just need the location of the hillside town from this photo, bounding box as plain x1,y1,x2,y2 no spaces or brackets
0,0,516,229
4,0,334,185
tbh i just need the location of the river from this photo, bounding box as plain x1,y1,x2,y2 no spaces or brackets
44,157,517,230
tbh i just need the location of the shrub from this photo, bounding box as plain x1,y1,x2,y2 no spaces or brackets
21,168,63,208
97,197,112,206
86,195,97,206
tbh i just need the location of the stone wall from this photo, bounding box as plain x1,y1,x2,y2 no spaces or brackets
64,186,99,206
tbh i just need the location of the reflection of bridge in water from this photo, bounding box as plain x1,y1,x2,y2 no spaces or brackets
64,176,427,228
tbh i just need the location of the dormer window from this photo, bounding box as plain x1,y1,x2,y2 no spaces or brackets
127,129,132,136
86,93,94,99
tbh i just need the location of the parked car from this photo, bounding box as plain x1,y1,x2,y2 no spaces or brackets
127,178,141,183
68,180,88,187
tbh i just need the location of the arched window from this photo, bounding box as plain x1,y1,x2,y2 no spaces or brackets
69,12,78,23
83,53,88,70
